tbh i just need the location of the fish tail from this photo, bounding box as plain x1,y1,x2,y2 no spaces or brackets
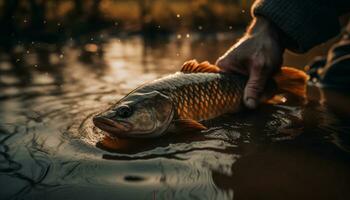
273,67,309,97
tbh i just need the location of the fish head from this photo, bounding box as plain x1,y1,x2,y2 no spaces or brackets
93,91,174,138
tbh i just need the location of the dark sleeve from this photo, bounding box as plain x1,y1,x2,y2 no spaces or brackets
253,0,350,53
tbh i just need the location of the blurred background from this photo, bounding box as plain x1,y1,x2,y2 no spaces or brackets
0,0,336,86
0,0,258,88
0,0,252,41
0,0,334,88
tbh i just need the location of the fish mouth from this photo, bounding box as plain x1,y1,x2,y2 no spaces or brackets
93,116,132,137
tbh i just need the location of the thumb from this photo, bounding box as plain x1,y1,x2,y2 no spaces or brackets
243,65,269,109
215,57,232,73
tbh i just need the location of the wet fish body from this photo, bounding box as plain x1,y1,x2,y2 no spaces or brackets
93,60,308,138
138,72,246,122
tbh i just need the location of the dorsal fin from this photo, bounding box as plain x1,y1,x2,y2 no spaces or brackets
181,59,199,72
181,60,221,73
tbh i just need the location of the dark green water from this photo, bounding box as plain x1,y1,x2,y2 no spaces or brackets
0,34,350,200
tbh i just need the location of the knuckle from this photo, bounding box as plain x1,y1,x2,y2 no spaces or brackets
246,81,264,93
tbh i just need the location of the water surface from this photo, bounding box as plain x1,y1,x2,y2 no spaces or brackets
0,34,350,200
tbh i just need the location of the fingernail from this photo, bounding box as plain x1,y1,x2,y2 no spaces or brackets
245,98,257,109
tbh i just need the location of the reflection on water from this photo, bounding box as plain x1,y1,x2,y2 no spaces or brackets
0,34,350,200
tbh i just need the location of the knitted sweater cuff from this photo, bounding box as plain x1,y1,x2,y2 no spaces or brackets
253,0,341,53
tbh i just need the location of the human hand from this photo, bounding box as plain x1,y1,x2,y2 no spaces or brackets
216,16,285,109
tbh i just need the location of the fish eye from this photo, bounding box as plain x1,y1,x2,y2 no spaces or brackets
116,105,133,118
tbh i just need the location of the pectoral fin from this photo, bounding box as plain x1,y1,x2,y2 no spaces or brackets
174,119,207,131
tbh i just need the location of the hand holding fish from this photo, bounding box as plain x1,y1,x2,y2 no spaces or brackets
216,16,285,109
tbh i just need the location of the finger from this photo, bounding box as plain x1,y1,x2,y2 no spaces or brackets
243,65,269,109
216,57,247,75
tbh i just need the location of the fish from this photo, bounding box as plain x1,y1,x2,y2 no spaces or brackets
93,60,308,138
